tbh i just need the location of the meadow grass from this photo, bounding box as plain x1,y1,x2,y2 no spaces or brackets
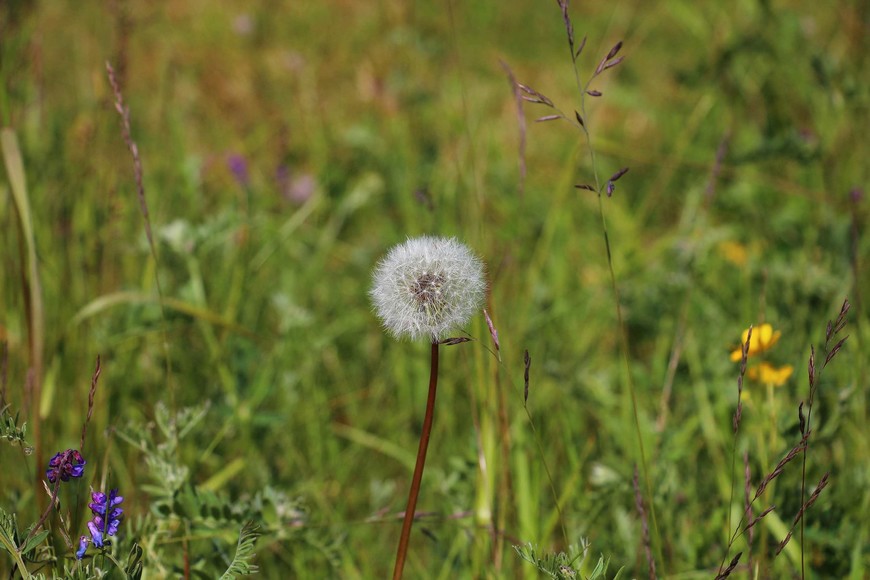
1,0,867,577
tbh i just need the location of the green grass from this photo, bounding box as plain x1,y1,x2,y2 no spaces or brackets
1,0,867,577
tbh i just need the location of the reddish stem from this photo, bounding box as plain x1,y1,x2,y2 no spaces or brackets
392,341,439,580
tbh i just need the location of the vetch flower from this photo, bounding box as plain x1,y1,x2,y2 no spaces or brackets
226,153,250,187
76,535,89,560
370,236,486,342
45,449,86,483
76,489,124,559
747,362,794,387
730,323,782,362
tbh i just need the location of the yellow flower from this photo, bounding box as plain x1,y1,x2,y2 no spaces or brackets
730,323,782,362
747,362,794,386
719,241,748,267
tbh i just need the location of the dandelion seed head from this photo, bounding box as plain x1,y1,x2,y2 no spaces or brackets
370,236,486,341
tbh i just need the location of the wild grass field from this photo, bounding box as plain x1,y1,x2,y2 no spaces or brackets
1,0,867,577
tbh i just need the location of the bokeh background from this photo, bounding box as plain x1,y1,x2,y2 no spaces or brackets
1,0,867,577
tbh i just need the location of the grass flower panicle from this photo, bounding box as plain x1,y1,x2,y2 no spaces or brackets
45,449,86,483
370,236,486,342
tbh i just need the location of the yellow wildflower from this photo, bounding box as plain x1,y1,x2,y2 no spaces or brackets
747,362,794,386
719,241,748,267
730,323,782,362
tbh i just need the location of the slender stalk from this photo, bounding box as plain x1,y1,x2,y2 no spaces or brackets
577,66,664,577
392,342,440,580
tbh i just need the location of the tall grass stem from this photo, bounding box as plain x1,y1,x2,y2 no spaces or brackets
105,61,175,412
1,128,45,493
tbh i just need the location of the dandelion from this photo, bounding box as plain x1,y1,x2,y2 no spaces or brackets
370,236,486,342
45,449,86,483
76,489,124,560
730,323,782,362
370,235,486,580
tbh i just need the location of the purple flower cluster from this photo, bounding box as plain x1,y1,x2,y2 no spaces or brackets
45,449,86,483
76,489,124,560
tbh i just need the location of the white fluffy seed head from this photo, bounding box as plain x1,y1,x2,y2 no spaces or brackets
370,236,486,342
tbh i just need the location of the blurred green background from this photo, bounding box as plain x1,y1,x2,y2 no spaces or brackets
1,0,867,577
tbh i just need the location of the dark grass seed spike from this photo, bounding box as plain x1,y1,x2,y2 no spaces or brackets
777,473,830,555
606,40,623,60
575,35,587,59
586,89,602,97
523,350,531,404
79,355,102,452
517,84,554,108
557,0,574,53
831,299,850,336
733,325,752,433
609,167,630,182
715,552,742,580
755,431,810,499
824,335,848,367
602,56,625,72
745,505,775,532
483,309,499,354
575,184,596,191
592,40,625,77
439,337,472,346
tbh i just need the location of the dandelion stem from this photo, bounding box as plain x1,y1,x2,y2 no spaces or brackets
393,341,440,580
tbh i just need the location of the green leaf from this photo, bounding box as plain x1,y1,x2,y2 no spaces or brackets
219,521,261,579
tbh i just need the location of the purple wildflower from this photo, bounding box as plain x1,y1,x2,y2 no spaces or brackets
227,153,250,187
76,489,124,560
45,449,86,483
76,536,89,560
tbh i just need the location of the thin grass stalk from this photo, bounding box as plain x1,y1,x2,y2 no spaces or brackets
104,61,175,410
549,3,664,568
796,299,849,579
469,333,496,568
571,38,664,576
393,342,440,580
726,327,751,547
1,128,45,493
521,350,570,548
492,345,512,569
